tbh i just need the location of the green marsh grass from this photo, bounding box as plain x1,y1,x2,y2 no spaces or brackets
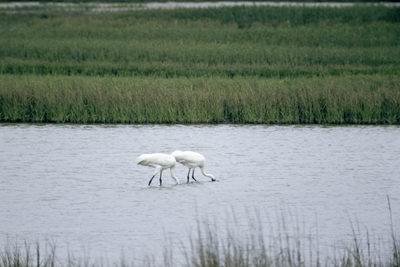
1,5,399,124
1,6,399,78
1,75,399,124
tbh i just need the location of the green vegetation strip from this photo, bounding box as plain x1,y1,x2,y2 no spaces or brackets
1,5,399,124
1,75,399,124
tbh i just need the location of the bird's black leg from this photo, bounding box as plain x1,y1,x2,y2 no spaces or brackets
159,171,163,186
187,169,191,183
148,175,155,186
191,169,198,182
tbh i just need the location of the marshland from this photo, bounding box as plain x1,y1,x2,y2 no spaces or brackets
1,2,399,267
1,3,400,124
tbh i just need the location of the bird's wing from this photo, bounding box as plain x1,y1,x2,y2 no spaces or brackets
177,153,204,167
137,153,175,168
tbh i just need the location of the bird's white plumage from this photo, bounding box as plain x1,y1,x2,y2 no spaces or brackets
137,153,176,168
171,151,205,168
171,150,216,182
136,153,179,186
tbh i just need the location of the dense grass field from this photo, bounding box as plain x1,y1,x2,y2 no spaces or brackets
1,4,400,123
1,75,399,124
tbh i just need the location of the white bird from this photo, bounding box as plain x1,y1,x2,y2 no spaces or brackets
171,150,216,183
136,153,180,186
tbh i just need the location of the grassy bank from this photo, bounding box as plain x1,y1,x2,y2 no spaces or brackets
1,75,399,124
2,238,398,267
1,6,399,78
1,217,399,267
1,5,399,124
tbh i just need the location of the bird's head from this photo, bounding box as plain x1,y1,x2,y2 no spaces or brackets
210,175,216,182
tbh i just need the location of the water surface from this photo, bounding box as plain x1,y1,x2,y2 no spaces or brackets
0,124,399,264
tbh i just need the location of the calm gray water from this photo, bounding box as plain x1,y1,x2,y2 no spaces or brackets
1,124,399,265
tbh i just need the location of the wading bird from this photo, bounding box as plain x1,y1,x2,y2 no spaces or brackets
136,153,180,186
171,150,216,183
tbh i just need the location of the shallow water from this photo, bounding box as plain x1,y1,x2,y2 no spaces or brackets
1,124,399,264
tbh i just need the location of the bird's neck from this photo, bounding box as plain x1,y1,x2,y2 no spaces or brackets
200,166,210,177
170,165,180,184
200,166,215,181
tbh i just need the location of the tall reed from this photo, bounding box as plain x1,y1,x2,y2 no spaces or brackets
1,211,399,267
1,75,399,124
1,5,399,124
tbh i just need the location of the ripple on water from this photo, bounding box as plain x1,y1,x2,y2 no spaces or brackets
0,124,399,264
